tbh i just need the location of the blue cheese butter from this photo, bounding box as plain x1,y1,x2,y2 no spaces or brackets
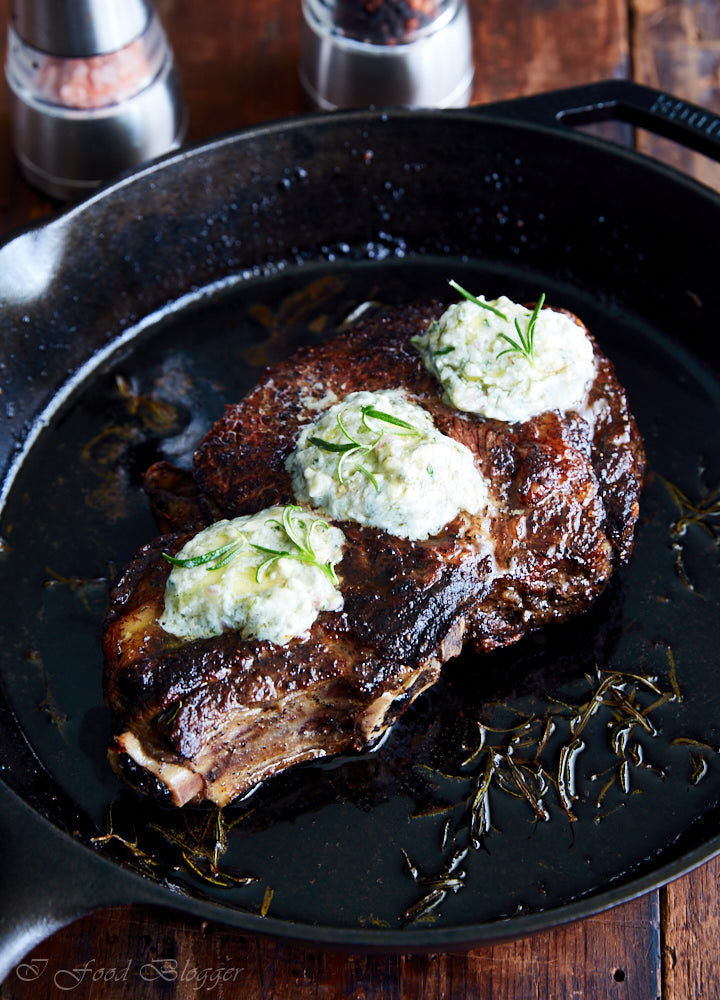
287,389,487,540
413,293,596,422
160,506,345,645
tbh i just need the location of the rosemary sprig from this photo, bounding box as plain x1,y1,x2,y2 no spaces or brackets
91,804,162,877
449,279,508,320
496,294,546,363
309,404,421,489
163,506,339,586
664,476,720,541
148,808,256,888
662,472,720,591
251,504,339,585
93,800,260,892
91,830,161,877
360,405,419,434
448,279,546,362
401,844,468,923
163,538,244,571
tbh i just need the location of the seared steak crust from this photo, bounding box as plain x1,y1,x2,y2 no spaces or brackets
104,302,645,806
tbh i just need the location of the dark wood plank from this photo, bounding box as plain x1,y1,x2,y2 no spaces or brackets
156,0,305,137
621,69,720,1000
1,893,659,1000
630,0,720,189
469,0,629,104
661,856,720,1000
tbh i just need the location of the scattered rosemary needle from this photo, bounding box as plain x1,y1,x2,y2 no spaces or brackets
400,844,467,924
663,476,720,540
91,831,160,876
260,885,274,917
403,889,445,923
662,473,720,591
398,640,717,921
98,806,260,890
690,754,709,785
670,737,717,751
667,647,682,702
557,739,585,819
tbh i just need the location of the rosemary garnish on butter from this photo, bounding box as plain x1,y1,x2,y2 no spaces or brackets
449,279,508,320
252,504,338,585
495,293,546,363
309,403,421,489
163,505,339,586
163,539,244,571
449,279,546,362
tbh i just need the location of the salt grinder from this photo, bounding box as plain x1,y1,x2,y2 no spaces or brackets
300,0,474,111
5,0,187,200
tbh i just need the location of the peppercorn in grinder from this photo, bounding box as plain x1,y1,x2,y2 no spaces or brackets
5,0,186,200
300,0,474,111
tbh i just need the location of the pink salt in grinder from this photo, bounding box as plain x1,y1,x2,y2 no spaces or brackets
5,0,186,200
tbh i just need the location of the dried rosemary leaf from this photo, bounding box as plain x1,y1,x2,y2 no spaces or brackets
557,739,585,820
403,888,446,923
401,848,420,882
690,754,709,785
260,885,274,917
671,737,717,751
594,774,618,809
666,647,682,702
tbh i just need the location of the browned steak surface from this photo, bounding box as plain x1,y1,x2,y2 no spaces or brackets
104,302,645,806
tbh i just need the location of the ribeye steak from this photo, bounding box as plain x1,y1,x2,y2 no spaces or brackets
103,302,645,806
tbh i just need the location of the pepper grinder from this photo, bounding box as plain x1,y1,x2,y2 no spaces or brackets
300,0,474,111
5,0,187,200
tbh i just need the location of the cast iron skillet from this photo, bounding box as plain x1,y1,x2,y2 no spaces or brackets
1,80,720,979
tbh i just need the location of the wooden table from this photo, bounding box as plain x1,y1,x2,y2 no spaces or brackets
1,1,718,997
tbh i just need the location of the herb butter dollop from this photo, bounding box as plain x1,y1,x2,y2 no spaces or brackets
413,293,596,422
160,506,345,645
287,389,487,540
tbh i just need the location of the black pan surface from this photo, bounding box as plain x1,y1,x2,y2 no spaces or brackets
1,82,719,965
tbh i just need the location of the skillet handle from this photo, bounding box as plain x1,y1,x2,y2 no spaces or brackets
480,79,720,163
0,781,161,986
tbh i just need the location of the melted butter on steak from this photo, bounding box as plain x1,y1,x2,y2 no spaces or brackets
413,292,596,421
160,507,345,645
287,388,488,540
